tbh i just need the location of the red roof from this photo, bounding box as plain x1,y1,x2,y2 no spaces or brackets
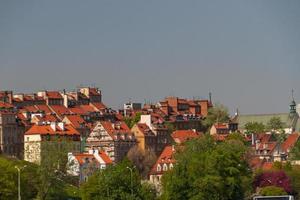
74,151,112,165
150,146,176,175
171,130,201,143
65,115,86,129
137,123,155,136
214,123,228,129
36,105,53,114
91,102,107,111
0,101,13,108
281,133,300,153
49,105,72,116
46,91,63,99
25,124,80,136
100,121,131,137
213,134,229,141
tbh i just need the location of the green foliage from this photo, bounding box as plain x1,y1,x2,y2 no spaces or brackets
124,112,142,128
37,138,79,200
164,121,175,133
80,159,156,200
290,140,300,161
203,104,230,130
226,132,247,144
244,122,266,134
0,156,39,200
161,135,252,200
267,117,285,131
260,186,287,196
285,166,300,199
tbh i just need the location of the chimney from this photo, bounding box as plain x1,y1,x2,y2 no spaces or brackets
50,122,56,131
251,133,255,146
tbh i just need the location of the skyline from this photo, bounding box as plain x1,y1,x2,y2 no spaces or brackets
1,0,300,114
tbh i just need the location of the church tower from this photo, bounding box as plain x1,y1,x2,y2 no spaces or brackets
290,90,297,114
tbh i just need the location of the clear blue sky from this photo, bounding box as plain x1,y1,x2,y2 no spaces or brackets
1,0,299,114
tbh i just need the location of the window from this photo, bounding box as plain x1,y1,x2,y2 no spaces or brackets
163,164,168,171
157,164,161,172
26,137,30,142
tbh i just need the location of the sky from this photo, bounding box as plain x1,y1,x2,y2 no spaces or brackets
0,0,300,114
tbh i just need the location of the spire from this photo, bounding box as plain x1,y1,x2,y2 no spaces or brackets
209,92,212,104
290,89,296,114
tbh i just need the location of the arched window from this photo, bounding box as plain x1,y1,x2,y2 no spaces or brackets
163,164,168,171
169,163,174,169
157,164,161,172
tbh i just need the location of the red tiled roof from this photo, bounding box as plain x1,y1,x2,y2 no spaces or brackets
137,123,155,136
150,146,176,175
46,91,63,99
214,123,228,129
23,105,39,112
101,121,131,137
25,124,80,135
281,133,300,153
36,105,53,114
0,101,13,108
69,106,88,115
49,105,72,116
99,151,112,164
74,154,95,165
74,151,112,165
91,102,107,111
65,115,86,129
171,130,201,143
80,105,98,113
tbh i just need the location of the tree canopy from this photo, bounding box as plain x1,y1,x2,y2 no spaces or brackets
244,122,266,134
161,135,252,200
203,104,230,130
80,159,156,200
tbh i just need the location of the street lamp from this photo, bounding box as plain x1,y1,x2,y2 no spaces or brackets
15,165,27,200
126,166,136,198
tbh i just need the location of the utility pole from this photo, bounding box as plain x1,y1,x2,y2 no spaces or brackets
126,166,136,198
15,165,27,200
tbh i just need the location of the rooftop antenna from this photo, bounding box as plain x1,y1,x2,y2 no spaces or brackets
209,92,212,103
292,89,295,101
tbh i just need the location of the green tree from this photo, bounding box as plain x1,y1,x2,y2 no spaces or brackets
260,186,287,196
161,135,252,200
124,112,142,128
290,140,300,161
203,104,230,130
36,138,80,200
267,117,285,132
80,159,156,200
244,122,266,134
0,156,39,200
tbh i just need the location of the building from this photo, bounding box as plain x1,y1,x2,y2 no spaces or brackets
67,149,112,184
24,122,80,164
85,121,136,162
131,123,157,152
236,99,300,133
0,111,24,158
139,115,171,154
149,146,176,191
123,102,142,117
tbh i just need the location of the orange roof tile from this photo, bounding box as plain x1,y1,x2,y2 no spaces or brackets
25,124,80,136
281,133,300,153
91,102,107,111
65,115,86,129
46,91,63,99
0,101,13,108
150,146,176,175
171,130,201,143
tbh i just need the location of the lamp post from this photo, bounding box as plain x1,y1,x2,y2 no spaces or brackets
126,166,136,198
15,165,27,200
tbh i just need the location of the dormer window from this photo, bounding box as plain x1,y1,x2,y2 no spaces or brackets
157,164,161,172
163,164,168,171
169,163,174,169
